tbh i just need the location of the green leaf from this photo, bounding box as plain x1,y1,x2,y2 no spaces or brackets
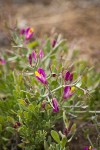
7,116,14,124
61,137,67,148
18,99,26,106
44,140,49,150
8,56,19,62
51,130,60,144
0,124,2,132
76,81,82,88
2,137,9,141
6,127,14,133
70,123,76,134
28,104,35,111
63,111,68,128
27,41,39,49
45,39,51,52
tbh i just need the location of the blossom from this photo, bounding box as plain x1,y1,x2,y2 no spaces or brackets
65,71,73,82
52,39,57,47
84,146,96,150
20,28,25,35
13,122,21,128
39,49,44,59
84,147,89,150
63,86,75,99
20,27,34,40
28,50,44,66
28,54,32,66
52,98,59,113
52,73,57,77
41,100,46,109
35,68,48,85
25,27,34,40
63,128,68,136
0,58,6,65
32,50,37,62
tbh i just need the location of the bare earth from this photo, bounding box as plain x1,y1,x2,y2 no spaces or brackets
0,0,100,67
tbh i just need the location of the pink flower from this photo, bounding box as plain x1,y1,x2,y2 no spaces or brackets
65,71,73,82
25,27,34,40
63,86,75,99
0,58,6,65
28,54,32,66
39,49,44,59
41,101,46,109
13,122,21,129
84,146,96,150
52,98,59,113
52,39,57,47
32,50,37,62
63,128,68,136
20,27,34,40
35,68,48,85
20,29,25,35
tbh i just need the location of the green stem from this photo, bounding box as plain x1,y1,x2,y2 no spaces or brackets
41,79,82,98
72,111,100,114
42,39,66,62
87,135,94,147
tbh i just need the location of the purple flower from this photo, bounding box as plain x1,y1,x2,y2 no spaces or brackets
20,27,34,40
13,122,21,128
32,50,37,62
39,49,44,59
20,29,25,35
63,128,68,136
65,71,73,82
25,27,34,40
41,100,46,109
0,58,6,65
63,86,75,99
35,68,48,85
16,122,21,127
84,146,89,150
52,98,59,113
28,54,32,66
52,39,57,47
84,146,96,150
52,73,57,77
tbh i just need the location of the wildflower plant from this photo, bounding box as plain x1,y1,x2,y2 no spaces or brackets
0,26,99,150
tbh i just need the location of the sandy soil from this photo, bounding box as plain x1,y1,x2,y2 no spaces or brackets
0,0,100,68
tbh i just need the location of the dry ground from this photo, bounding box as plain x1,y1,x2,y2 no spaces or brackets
0,0,100,69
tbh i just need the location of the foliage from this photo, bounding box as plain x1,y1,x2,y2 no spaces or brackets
0,27,99,150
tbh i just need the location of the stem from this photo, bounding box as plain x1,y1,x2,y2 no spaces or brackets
41,79,82,98
42,39,66,62
72,111,100,114
87,135,94,147
63,105,88,108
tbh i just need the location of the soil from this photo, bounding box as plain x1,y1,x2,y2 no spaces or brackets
0,0,100,69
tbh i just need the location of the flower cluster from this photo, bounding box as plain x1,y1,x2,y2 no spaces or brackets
20,28,75,113
35,68,74,113
20,27,34,40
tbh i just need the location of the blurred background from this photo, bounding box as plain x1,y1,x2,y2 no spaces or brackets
0,0,100,69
